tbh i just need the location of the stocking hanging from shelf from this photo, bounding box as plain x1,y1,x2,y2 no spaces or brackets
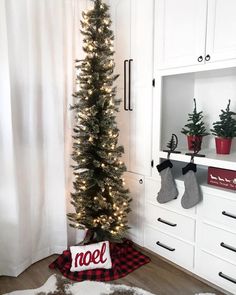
156,160,178,204
181,140,203,209
181,161,202,209
156,134,180,204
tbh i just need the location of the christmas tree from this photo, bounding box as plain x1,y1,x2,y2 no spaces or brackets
181,98,209,136
211,99,236,138
67,0,131,243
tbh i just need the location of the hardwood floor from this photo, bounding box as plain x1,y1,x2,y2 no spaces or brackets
0,247,227,295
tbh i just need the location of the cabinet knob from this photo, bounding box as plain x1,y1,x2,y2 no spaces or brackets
197,56,203,62
139,179,143,184
205,54,211,61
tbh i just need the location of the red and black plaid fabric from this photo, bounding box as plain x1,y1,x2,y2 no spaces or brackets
49,239,150,281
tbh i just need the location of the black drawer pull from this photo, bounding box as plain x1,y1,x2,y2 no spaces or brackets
123,60,129,111
222,211,236,220
205,54,211,61
156,241,175,252
198,55,203,62
219,272,236,284
157,218,177,227
128,59,133,111
220,242,236,253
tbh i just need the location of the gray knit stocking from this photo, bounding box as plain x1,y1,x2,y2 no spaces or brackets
156,160,178,204
181,163,202,209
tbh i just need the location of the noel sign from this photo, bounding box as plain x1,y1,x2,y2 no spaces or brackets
70,241,112,272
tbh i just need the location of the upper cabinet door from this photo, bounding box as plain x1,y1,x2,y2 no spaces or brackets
156,0,207,69
109,0,154,176
131,0,154,89
109,0,131,170
129,0,154,175
206,0,236,63
109,0,131,89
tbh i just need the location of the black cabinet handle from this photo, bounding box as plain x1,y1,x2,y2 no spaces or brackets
124,60,129,111
219,272,236,284
156,241,175,252
220,242,236,253
128,59,133,111
139,179,143,184
222,211,236,220
205,54,211,61
198,56,203,62
157,218,177,227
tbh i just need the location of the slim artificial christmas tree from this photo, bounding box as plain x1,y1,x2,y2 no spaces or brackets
68,0,131,243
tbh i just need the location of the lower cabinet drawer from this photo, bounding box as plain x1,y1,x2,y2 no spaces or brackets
200,223,236,265
144,225,194,270
197,250,236,294
145,203,195,242
202,194,236,233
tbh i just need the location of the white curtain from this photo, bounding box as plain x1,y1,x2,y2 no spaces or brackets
0,0,86,277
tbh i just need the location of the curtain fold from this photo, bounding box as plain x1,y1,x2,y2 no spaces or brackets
0,0,81,276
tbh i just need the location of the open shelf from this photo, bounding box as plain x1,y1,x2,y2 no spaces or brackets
160,68,236,151
158,67,236,175
159,149,236,171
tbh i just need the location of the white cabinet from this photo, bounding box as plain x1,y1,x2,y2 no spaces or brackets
145,178,236,293
151,2,236,293
145,203,196,243
124,172,145,246
155,0,207,69
201,193,236,233
206,0,236,63
145,226,195,270
109,0,154,176
196,251,236,294
199,223,236,263
107,0,236,293
156,0,236,69
196,193,236,294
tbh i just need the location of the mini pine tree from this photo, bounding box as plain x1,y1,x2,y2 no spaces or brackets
67,0,131,243
181,99,209,136
166,134,178,151
211,99,236,138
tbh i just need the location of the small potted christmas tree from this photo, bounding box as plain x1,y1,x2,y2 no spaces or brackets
211,99,236,154
181,98,209,150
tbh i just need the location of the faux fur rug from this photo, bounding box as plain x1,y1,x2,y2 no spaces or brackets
3,274,216,295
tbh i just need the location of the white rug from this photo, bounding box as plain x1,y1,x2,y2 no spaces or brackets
3,274,216,295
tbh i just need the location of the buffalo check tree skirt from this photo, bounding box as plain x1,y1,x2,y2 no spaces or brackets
49,240,150,281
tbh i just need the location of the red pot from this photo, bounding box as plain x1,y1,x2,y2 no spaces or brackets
215,137,232,154
187,135,202,151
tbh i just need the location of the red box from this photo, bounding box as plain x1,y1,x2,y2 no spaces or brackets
208,167,236,191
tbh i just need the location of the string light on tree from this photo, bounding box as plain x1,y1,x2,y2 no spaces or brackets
67,0,131,243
